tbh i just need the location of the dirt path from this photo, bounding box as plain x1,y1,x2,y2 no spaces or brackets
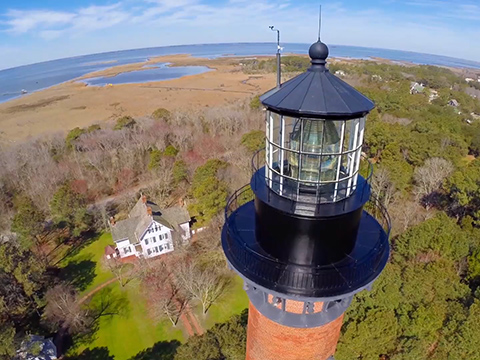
78,277,118,304
185,305,204,335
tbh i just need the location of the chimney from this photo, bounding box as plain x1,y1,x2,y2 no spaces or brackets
147,207,152,216
109,217,116,227
141,194,147,204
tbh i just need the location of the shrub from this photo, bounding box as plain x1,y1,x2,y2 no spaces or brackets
65,127,86,149
152,108,172,122
163,145,179,157
87,124,101,132
241,130,265,153
114,116,136,130
249,95,261,110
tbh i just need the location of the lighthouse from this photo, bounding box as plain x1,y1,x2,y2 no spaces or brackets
221,38,391,360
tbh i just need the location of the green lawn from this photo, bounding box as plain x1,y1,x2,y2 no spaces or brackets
203,275,249,329
77,281,184,360
61,233,246,359
61,233,185,359
61,232,116,295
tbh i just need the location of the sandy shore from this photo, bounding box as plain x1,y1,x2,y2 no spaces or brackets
0,54,278,144
0,53,473,145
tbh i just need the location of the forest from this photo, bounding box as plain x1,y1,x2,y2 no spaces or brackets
1,58,480,359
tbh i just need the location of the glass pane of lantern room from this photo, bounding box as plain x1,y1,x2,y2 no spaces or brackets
271,112,281,146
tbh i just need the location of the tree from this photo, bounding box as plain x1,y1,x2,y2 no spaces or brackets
413,157,453,207
11,197,45,249
0,321,15,359
142,262,188,327
176,260,229,315
172,160,188,185
101,257,133,288
43,284,90,333
175,332,222,360
370,167,397,210
444,159,480,223
188,159,228,226
148,149,164,170
174,311,247,360
50,183,92,236
0,241,46,319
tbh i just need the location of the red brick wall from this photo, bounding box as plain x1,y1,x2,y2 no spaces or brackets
246,302,344,360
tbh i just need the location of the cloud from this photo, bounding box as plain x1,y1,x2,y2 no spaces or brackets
2,3,129,36
4,9,75,33
0,0,479,67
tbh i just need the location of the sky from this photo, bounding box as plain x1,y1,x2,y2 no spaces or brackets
0,0,479,70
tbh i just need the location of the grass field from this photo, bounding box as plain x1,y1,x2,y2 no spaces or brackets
77,281,185,360
203,275,249,329
61,233,248,359
61,232,116,294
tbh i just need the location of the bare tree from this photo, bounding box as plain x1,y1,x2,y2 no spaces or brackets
101,257,133,288
142,261,188,326
413,157,454,207
44,284,90,333
371,168,397,210
176,259,230,315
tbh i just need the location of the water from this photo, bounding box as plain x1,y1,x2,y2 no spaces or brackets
80,63,211,87
1,42,480,104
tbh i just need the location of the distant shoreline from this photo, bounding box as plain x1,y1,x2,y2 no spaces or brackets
0,52,478,145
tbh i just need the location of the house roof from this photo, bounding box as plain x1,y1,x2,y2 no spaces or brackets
104,245,116,256
111,196,190,244
161,206,191,228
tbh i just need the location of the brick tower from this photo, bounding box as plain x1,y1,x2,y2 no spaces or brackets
222,38,391,360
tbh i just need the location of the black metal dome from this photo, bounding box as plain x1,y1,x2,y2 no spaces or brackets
309,40,329,64
260,41,375,120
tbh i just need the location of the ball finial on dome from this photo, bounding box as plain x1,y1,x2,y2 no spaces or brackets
309,40,329,64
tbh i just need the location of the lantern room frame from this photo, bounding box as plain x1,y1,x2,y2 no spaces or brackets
265,110,366,204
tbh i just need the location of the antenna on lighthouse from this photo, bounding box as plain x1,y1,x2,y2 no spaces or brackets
318,5,322,41
269,25,281,88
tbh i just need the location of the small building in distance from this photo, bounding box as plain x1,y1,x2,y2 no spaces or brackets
410,81,425,95
334,70,346,77
110,195,191,259
429,89,439,103
449,99,460,107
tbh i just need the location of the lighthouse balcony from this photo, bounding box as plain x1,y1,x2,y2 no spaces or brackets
221,183,391,298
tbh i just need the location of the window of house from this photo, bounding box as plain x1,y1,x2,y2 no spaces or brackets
165,232,169,239
124,247,130,254
145,238,149,245
147,249,151,255
159,245,164,252
155,246,159,252
153,236,156,243
160,234,164,240
165,243,170,250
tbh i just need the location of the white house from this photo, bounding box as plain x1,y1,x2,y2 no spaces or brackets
410,82,425,95
110,195,191,259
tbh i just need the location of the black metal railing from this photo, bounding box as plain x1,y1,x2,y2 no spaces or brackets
223,184,391,296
